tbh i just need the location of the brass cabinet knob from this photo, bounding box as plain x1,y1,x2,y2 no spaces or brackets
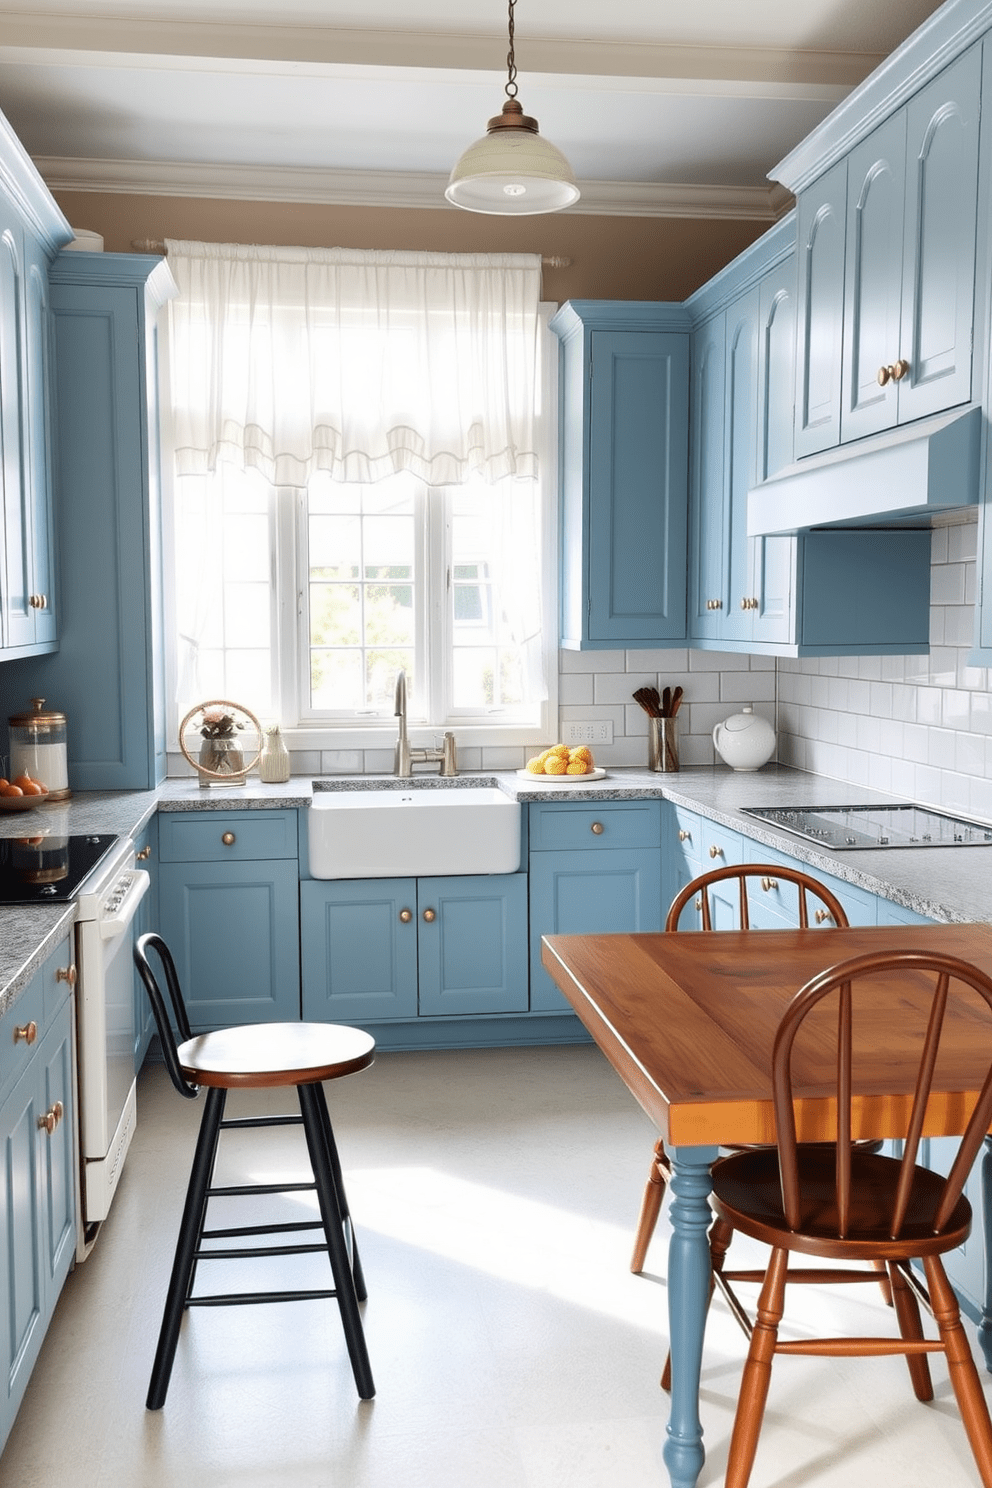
591,822,605,835
706,598,724,611
740,597,749,610
815,908,835,925
877,360,909,387
694,897,702,912
422,908,436,923
760,877,778,892
28,594,47,609
709,845,723,859
37,1101,64,1136
136,845,152,861
221,832,236,846
56,964,77,986
14,1021,37,1046
678,829,690,843
399,908,413,923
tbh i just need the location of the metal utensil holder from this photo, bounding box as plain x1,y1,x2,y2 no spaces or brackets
649,716,679,772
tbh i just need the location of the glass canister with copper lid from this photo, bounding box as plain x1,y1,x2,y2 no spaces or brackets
8,698,71,800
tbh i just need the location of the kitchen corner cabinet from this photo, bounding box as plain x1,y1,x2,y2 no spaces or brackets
529,799,664,1011
0,933,76,1454
301,872,529,1025
550,300,690,649
796,43,982,456
157,810,300,1031
23,253,177,790
132,816,158,1071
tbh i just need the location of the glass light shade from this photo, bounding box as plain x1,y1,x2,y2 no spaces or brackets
446,127,580,215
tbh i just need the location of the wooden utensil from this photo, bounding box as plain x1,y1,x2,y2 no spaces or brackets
632,687,662,717
670,686,683,716
662,686,672,716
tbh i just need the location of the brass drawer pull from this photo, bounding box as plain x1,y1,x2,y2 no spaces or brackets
591,822,604,835
709,845,723,859
56,964,77,986
14,1021,38,1046
221,832,236,846
37,1101,64,1136
28,593,48,610
399,909,413,923
678,829,690,843
815,909,835,925
761,877,778,892
422,908,436,923
136,845,152,861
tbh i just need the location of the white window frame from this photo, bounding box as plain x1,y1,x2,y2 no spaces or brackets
160,304,559,755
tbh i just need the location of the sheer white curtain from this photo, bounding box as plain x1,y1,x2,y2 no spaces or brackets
164,241,548,718
165,241,543,486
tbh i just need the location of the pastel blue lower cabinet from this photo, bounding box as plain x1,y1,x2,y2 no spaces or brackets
302,873,529,1024
158,858,300,1030
529,848,664,1011
0,943,75,1454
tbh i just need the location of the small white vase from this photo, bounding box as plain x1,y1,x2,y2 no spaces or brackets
259,725,291,784
712,705,776,771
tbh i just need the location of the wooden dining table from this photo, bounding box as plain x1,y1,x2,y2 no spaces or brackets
542,921,992,1488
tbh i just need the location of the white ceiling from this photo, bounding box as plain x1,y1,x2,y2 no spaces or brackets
0,1,945,218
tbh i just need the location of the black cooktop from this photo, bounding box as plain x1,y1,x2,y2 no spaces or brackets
0,833,117,903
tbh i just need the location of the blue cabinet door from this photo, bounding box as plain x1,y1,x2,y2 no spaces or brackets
586,330,689,644
723,291,760,643
159,857,301,1029
689,313,727,640
552,301,690,650
417,874,528,1016
897,43,981,427
27,255,175,789
529,848,663,1011
840,112,907,442
301,877,419,1024
795,159,848,457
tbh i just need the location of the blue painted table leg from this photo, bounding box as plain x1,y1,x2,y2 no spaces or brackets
979,1135,992,1372
663,1144,719,1488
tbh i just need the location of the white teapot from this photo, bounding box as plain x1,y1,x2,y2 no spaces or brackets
712,705,776,771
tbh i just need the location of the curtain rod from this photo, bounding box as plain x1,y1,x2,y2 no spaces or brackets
128,238,571,267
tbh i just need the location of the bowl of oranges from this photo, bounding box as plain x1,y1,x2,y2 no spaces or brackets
0,773,50,810
517,744,605,782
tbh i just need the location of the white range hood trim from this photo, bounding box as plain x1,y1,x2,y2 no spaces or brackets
747,404,981,536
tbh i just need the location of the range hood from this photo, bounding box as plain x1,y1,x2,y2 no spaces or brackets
747,404,980,537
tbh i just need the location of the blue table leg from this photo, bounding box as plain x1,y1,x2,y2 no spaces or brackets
979,1135,992,1372
663,1143,719,1488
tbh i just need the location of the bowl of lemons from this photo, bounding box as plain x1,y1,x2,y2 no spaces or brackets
517,744,605,781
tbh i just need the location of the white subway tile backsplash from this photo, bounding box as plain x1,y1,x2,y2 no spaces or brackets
558,672,594,705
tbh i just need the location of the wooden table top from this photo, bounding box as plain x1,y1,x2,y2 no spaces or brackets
542,923,992,1149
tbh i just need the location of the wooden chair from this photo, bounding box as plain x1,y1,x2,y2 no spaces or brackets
630,862,852,1275
711,947,992,1488
133,931,376,1409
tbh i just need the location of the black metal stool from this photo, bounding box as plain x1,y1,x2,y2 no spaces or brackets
133,931,375,1409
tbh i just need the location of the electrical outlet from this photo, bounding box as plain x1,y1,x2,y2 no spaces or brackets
562,720,613,745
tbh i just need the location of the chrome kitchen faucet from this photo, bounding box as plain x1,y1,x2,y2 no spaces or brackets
393,670,458,777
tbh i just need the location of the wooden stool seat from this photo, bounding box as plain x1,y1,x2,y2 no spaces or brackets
134,933,376,1412
177,1021,375,1087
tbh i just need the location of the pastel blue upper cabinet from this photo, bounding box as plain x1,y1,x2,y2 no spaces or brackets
0,119,69,659
30,254,177,789
795,42,983,457
551,301,690,649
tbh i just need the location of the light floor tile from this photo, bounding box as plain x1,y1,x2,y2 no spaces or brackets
2,1046,992,1488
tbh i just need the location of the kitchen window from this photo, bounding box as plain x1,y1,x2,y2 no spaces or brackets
163,242,556,748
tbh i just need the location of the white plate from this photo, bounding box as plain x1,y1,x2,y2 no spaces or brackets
515,766,607,784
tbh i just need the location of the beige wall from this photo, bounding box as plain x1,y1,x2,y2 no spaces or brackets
51,190,770,303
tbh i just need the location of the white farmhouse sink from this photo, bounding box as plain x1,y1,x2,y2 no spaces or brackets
308,787,521,879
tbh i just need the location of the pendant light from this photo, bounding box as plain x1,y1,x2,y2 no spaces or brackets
445,0,580,216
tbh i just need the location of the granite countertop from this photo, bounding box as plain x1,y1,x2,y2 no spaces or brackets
2,764,991,1015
